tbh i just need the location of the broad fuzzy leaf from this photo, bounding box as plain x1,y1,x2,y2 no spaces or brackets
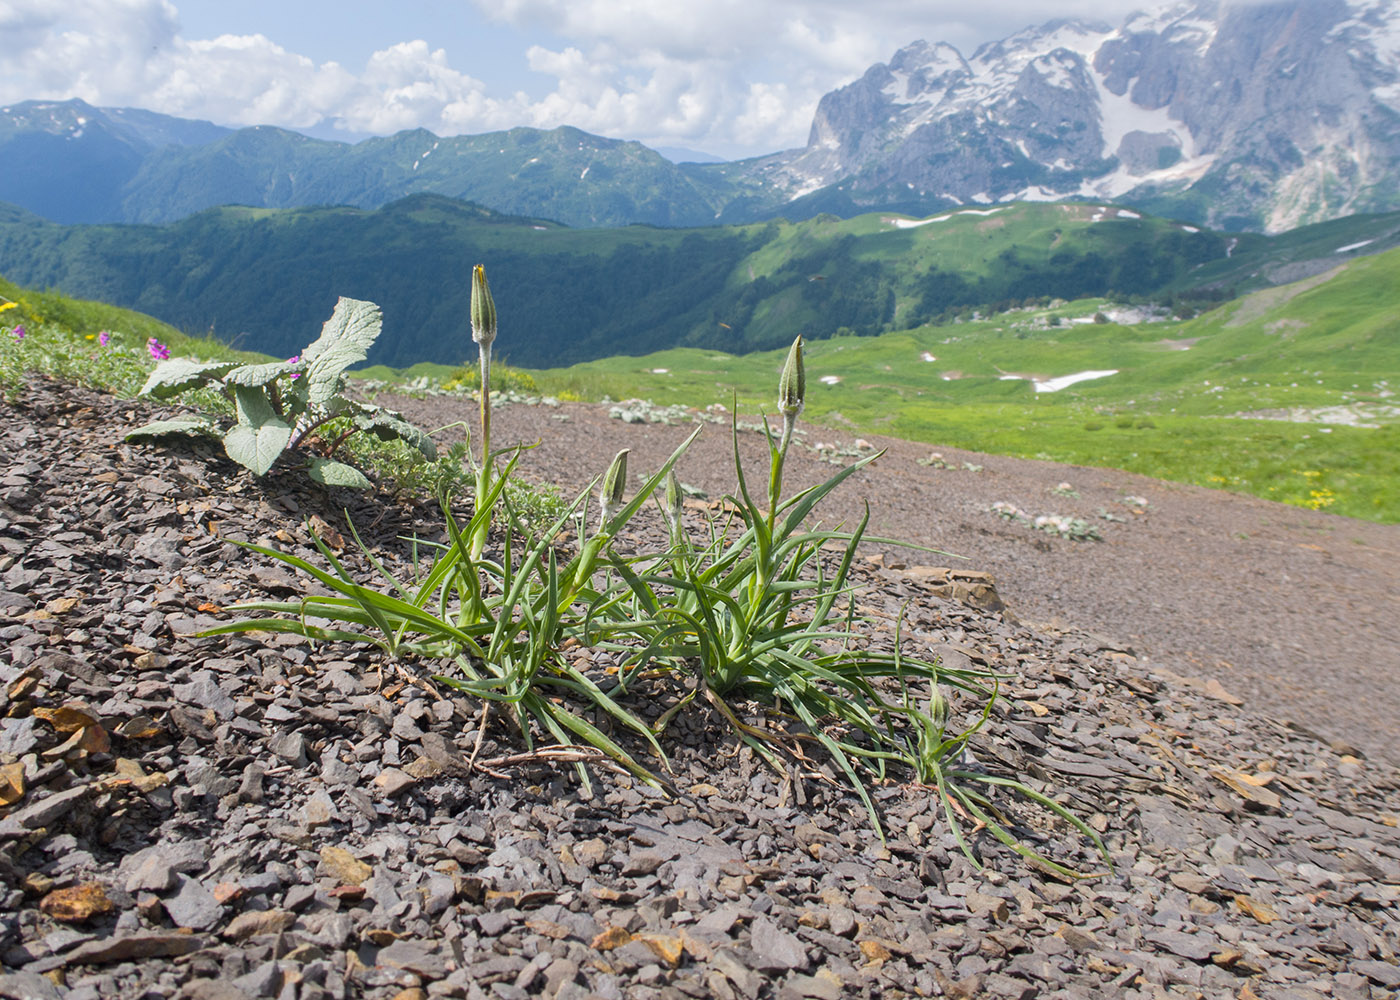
124,417,220,441
300,297,382,407
223,385,293,475
307,457,372,489
348,403,437,459
223,361,294,387
139,359,238,399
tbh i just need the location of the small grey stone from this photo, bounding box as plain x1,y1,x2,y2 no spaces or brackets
477,910,517,937
1139,807,1193,852
172,672,236,720
712,949,764,997
376,940,449,979
237,763,265,804
132,535,185,571
826,907,857,938
1354,961,1400,989
543,958,581,996
7,786,91,831
319,755,358,787
0,716,41,755
0,971,64,1000
390,713,424,741
1210,834,1243,865
621,852,665,877
300,789,337,828
693,905,743,937
241,871,281,895
266,732,306,767
983,973,1038,1000
750,916,809,973
283,885,319,913
779,973,842,1000
125,852,178,893
372,767,415,798
62,930,207,965
323,669,365,696
179,980,252,1000
231,961,283,998
163,875,223,931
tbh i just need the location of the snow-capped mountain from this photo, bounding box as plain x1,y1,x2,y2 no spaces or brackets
754,0,1400,231
2,0,1398,232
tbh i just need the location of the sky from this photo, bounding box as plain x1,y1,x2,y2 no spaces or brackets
0,0,1165,160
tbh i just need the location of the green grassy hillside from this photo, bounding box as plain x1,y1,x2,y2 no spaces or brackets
4,244,1397,523
529,246,1400,522
0,196,1322,370
0,274,258,398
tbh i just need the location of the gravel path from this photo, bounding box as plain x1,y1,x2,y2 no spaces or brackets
385,392,1400,768
0,378,1397,1000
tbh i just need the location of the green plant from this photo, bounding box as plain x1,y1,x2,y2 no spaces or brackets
601,338,1006,841
206,276,1109,875
128,297,435,486
881,617,1110,879
441,361,538,394
203,268,700,789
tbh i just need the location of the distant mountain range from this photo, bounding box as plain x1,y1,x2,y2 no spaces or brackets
757,0,1400,232
5,189,1398,369
2,0,1398,232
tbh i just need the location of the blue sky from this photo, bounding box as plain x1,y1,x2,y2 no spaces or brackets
1,0,1157,159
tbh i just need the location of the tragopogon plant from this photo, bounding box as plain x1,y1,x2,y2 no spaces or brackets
204,268,700,789
128,297,435,487
603,336,981,835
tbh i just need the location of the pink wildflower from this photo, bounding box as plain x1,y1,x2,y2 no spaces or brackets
98,330,111,347
11,325,25,341
147,337,171,361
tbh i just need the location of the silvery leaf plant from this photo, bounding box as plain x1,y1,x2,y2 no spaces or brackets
127,297,435,486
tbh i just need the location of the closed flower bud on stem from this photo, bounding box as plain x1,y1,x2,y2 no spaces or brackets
928,685,949,733
470,265,497,348
778,334,805,419
664,468,684,538
599,449,629,526
777,335,805,452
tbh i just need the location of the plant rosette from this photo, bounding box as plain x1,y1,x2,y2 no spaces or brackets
127,297,435,486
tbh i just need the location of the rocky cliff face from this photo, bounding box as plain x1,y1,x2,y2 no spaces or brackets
761,0,1400,231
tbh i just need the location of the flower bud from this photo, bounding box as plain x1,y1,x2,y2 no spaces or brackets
778,335,805,419
664,468,683,536
928,685,950,733
470,264,497,347
599,448,629,525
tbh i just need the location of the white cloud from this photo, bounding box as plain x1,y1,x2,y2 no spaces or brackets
0,0,1172,157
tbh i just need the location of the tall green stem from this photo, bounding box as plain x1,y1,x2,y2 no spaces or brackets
471,341,493,560
468,264,497,561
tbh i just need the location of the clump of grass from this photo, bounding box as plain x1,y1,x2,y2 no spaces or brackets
441,360,538,395
209,267,1111,876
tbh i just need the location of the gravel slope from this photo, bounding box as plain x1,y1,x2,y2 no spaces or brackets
387,392,1400,767
0,378,1396,1000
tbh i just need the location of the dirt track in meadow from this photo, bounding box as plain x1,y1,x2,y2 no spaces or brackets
389,393,1400,766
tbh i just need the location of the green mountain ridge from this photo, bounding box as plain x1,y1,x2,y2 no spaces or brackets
3,239,1396,523
4,194,1400,371
532,245,1400,522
